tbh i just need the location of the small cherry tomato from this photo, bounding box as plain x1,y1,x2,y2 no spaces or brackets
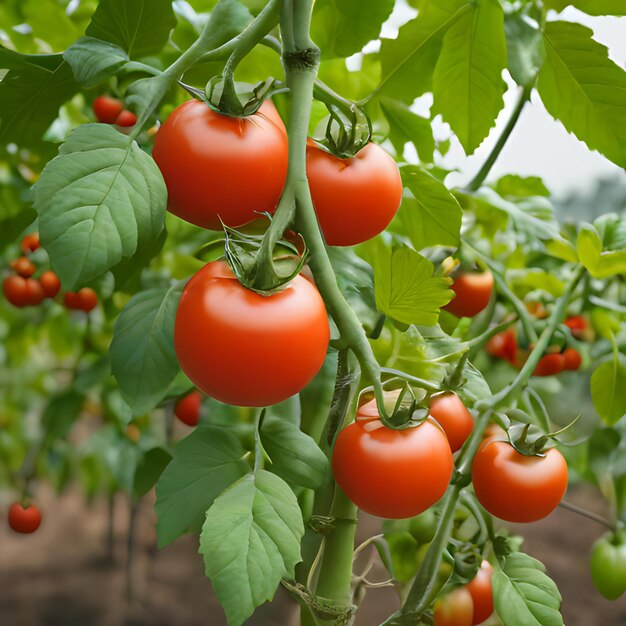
444,271,494,318
8,502,42,534
64,291,81,309
533,352,564,377
11,256,36,278
434,587,474,626
39,271,61,298
332,395,453,519
486,328,517,363
429,392,474,453
564,315,587,338
306,141,403,246
562,348,582,371
93,95,123,124
115,110,137,127
77,287,98,312
25,278,45,306
466,561,494,625
20,233,40,254
175,391,202,427
3,275,30,307
472,440,568,523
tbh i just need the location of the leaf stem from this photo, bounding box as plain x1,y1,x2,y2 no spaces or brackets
558,499,615,531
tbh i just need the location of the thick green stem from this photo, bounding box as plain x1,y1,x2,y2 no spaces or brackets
466,85,532,191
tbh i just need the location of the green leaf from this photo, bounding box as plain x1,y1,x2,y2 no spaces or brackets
312,0,394,59
504,12,545,87
200,470,304,626
380,98,435,162
21,0,82,52
545,0,626,15
492,552,564,626
86,0,177,59
110,283,183,416
42,391,86,443
0,183,36,253
376,0,472,103
537,21,626,169
260,413,329,489
432,0,507,154
374,243,453,326
591,356,626,426
64,37,129,87
546,238,578,263
495,175,550,199
399,166,462,250
34,124,167,289
577,224,626,278
134,447,173,498
155,425,250,547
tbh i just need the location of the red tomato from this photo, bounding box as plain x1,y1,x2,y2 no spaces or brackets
11,256,36,278
429,392,474,453
25,278,45,306
77,288,98,312
533,352,564,377
562,348,582,371
174,261,329,407
564,315,587,338
64,291,81,309
305,141,402,246
175,391,202,427
93,95,123,124
444,271,494,318
20,233,40,255
115,110,137,127
434,587,474,626
153,100,288,230
332,397,453,519
39,271,61,298
8,502,42,534
472,440,568,523
486,328,517,363
466,561,494,625
3,275,29,307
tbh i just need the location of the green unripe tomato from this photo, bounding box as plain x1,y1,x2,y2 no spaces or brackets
409,509,437,545
590,532,626,600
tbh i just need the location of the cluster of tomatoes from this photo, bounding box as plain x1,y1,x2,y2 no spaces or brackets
92,95,137,127
7,502,42,534
2,233,98,313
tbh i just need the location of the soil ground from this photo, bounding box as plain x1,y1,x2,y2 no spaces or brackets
1,484,625,626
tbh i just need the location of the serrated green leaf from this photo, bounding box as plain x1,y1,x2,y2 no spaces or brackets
200,470,304,626
504,12,545,87
110,283,183,415
86,0,177,59
399,166,462,250
537,21,626,169
432,0,507,154
134,447,173,498
493,552,563,626
260,413,328,489
591,356,626,426
64,37,129,87
155,425,250,547
34,124,167,289
380,98,435,162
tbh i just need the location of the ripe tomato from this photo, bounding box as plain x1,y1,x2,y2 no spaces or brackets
472,440,568,523
486,328,517,363
466,561,494,625
590,533,626,600
429,392,473,453
11,256,36,278
434,587,474,626
332,397,453,518
115,110,137,127
20,233,40,254
562,348,582,371
305,141,402,246
77,288,98,312
8,502,42,534
564,315,587,337
39,271,61,298
175,261,329,407
25,278,45,306
93,95,123,123
175,391,202,427
533,352,564,377
153,100,288,230
64,291,80,309
3,275,29,307
444,271,494,318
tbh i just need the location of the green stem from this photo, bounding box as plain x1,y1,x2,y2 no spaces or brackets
466,85,532,191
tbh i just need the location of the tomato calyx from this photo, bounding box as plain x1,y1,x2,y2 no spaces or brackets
357,385,429,429
505,418,578,457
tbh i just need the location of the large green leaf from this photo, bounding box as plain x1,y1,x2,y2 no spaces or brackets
22,0,83,52
374,243,453,326
109,283,183,416
399,166,462,250
133,447,173,498
432,0,507,154
537,21,626,169
64,37,129,87
380,98,435,163
86,0,177,59
375,0,472,103
33,124,167,289
42,391,86,443
545,0,626,15
591,355,626,426
155,425,250,547
312,0,394,59
493,552,564,626
200,471,304,626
